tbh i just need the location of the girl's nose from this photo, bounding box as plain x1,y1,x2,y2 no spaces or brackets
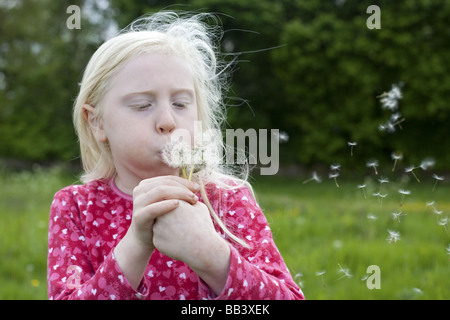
156,108,176,134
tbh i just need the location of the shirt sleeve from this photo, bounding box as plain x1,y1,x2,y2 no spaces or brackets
47,189,149,300
209,185,305,300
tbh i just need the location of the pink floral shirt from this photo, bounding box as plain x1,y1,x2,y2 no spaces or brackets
47,178,304,300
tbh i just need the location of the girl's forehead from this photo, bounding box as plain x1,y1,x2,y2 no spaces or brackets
109,53,196,95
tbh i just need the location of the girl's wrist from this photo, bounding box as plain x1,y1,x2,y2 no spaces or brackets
114,232,154,290
189,236,231,295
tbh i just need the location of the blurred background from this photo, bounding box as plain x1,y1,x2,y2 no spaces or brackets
1,0,449,172
0,0,449,300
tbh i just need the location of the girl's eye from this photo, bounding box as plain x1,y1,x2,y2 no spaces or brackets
132,104,152,110
173,102,187,109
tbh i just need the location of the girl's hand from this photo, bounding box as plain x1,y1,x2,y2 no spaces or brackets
128,176,200,252
114,176,200,289
152,200,231,295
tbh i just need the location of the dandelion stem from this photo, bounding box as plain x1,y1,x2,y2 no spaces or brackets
411,170,420,183
333,177,340,188
432,180,438,192
188,165,194,181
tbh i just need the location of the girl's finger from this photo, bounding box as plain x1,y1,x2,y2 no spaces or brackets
133,199,180,225
136,175,200,193
134,185,198,207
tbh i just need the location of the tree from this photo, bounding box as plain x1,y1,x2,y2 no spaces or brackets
0,0,114,163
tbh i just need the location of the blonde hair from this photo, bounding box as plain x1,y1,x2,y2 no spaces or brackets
73,11,252,247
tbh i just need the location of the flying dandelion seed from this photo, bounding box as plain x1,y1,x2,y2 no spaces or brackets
303,171,322,184
294,272,303,288
357,184,367,199
329,172,340,188
426,201,444,224
373,192,387,206
426,200,436,210
389,112,405,130
392,210,406,223
398,189,411,206
432,174,444,192
379,84,402,111
348,141,357,156
330,163,341,171
276,131,290,144
315,270,327,287
405,165,420,183
329,164,341,188
438,217,449,235
419,158,435,171
391,152,403,172
386,230,401,244
337,263,352,280
377,84,404,133
367,213,378,221
378,177,389,192
446,244,450,257
367,159,379,175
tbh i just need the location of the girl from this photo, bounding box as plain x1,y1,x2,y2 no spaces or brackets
47,11,304,300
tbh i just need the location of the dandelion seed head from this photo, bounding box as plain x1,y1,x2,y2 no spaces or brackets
398,189,411,195
162,140,192,168
432,174,444,181
357,184,366,189
161,131,222,177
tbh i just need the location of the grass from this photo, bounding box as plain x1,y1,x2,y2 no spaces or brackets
0,167,448,299
0,167,79,299
252,174,449,299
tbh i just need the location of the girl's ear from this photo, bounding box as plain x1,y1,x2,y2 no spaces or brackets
82,104,108,143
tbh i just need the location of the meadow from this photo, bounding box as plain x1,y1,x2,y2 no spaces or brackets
0,167,448,299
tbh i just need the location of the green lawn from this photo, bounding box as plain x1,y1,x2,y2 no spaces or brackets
253,174,449,299
0,168,448,299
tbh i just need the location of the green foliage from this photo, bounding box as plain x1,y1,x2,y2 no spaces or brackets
0,0,110,162
272,0,450,168
1,0,449,170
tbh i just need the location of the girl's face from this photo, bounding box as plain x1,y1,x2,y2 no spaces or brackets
88,53,199,193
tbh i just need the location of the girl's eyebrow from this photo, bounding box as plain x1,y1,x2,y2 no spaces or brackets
121,89,195,101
